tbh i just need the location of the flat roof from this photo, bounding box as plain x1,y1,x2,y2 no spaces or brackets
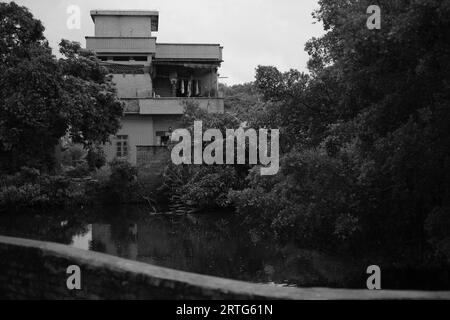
90,10,159,17
90,10,159,31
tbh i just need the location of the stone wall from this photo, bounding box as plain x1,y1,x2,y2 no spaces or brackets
0,236,449,300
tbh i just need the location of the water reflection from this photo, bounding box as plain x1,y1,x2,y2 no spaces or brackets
91,223,138,260
0,206,448,289
33,207,362,288
71,224,92,251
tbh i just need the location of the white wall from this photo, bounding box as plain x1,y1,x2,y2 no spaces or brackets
153,115,182,133
103,115,154,164
95,16,152,37
112,74,152,98
103,115,183,165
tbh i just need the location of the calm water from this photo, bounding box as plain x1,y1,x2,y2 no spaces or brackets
0,205,367,288
0,205,448,289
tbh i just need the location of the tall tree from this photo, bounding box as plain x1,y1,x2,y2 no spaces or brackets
232,0,450,262
0,2,123,172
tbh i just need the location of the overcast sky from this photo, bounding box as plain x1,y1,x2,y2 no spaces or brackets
11,0,324,85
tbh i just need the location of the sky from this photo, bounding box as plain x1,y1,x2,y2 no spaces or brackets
10,0,324,85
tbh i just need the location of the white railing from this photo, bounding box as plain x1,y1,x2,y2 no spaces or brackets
86,37,156,53
155,44,222,61
123,98,224,114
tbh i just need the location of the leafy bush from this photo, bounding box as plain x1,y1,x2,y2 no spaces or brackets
65,162,90,178
228,147,360,246
0,167,88,212
60,145,86,166
159,101,246,211
97,159,137,203
180,166,243,210
86,147,106,170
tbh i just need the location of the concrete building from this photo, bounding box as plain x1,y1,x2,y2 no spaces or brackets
85,10,224,171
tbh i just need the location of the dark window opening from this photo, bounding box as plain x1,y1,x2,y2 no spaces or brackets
156,131,170,146
132,56,148,61
113,56,130,62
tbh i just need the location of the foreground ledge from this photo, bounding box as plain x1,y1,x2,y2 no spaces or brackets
0,235,449,300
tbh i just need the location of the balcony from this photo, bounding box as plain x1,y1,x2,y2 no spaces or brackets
122,98,224,115
86,37,156,54
155,44,223,61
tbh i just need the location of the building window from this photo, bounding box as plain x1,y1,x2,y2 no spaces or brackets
116,135,129,158
156,131,170,146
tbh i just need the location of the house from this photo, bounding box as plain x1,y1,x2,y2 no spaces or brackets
85,10,224,171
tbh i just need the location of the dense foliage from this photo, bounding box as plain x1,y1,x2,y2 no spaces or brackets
1,0,449,269
159,101,247,211
232,0,450,263
0,167,87,212
0,2,123,173
166,0,450,266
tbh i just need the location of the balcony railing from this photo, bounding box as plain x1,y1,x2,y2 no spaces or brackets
86,37,156,53
155,44,223,61
122,98,224,115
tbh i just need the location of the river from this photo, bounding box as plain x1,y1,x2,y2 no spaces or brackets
0,205,447,290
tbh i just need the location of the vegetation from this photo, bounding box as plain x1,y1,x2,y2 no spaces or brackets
158,100,247,211
0,2,123,173
0,167,88,212
0,0,449,271
163,0,450,267
0,2,125,210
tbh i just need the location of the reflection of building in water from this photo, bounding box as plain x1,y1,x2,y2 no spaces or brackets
89,217,310,284
91,223,138,260
89,217,281,282
70,224,92,251
91,219,207,269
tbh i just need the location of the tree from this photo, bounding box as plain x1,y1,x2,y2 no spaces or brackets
231,0,450,263
0,2,123,173
0,1,46,65
304,0,450,257
159,101,246,211
219,82,262,122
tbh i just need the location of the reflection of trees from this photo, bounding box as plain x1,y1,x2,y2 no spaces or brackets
0,208,90,245
133,214,362,287
136,215,277,282
0,206,361,287
90,239,106,253
110,221,137,244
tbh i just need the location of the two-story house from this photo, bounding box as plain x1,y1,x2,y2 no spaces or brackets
86,10,224,171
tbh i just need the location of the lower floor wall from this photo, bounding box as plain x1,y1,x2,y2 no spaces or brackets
103,115,181,174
